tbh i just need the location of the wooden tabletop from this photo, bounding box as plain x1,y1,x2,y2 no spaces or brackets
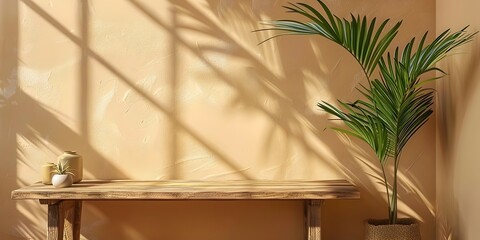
11,180,360,200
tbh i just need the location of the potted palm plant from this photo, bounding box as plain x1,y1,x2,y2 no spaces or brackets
257,1,475,239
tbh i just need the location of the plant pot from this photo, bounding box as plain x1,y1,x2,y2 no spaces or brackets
365,218,421,240
52,174,73,188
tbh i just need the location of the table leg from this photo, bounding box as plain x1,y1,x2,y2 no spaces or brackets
73,201,83,239
40,200,83,240
305,200,323,240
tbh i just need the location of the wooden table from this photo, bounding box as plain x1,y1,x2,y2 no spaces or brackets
11,180,359,240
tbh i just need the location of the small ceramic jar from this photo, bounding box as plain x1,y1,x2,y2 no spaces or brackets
41,162,56,185
58,151,83,183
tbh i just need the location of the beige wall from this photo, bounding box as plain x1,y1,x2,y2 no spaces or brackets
436,0,480,239
0,0,436,239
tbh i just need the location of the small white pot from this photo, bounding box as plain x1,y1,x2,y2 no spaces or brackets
52,174,73,188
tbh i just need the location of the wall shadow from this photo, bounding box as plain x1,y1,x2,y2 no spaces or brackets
166,1,436,238
0,0,33,239
436,34,480,240
7,0,438,239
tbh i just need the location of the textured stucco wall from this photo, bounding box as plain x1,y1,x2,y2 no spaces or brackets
436,0,480,239
1,0,435,239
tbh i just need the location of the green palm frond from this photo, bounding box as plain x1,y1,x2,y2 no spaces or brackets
256,0,402,77
319,26,474,161
379,27,475,89
319,100,391,164
257,0,476,224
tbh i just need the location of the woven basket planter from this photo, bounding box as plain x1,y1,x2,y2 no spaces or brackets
365,218,421,240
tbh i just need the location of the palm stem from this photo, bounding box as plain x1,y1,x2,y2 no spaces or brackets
381,164,391,220
391,155,399,224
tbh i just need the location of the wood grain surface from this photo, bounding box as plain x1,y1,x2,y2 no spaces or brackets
12,180,359,200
